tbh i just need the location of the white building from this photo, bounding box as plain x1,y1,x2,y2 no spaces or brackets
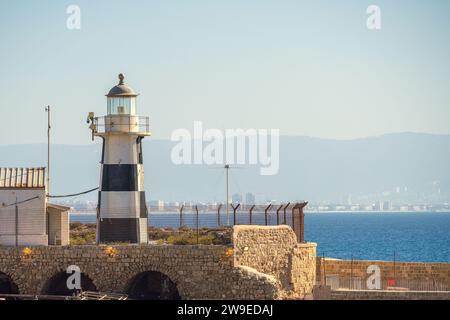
0,167,70,246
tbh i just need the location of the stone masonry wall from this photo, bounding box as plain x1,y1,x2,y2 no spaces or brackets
233,225,317,299
0,245,278,299
290,244,317,297
0,225,317,299
316,258,450,289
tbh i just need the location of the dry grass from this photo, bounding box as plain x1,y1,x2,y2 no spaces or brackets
69,222,232,245
70,222,96,245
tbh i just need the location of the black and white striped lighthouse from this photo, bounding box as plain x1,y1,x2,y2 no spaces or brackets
89,74,150,244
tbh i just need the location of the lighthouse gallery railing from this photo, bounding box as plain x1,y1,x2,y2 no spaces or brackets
93,116,149,134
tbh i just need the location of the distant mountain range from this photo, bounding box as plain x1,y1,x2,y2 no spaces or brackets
1,133,449,204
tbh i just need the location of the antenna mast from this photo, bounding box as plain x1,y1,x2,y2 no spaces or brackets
45,105,51,197
225,164,230,225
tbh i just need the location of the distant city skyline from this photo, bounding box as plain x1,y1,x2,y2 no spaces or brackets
60,196,450,214
1,1,450,146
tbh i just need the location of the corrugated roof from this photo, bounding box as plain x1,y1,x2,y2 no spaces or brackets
0,167,46,189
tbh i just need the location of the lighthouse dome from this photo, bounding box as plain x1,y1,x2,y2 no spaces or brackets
106,73,139,97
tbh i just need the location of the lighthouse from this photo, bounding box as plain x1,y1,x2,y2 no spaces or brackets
88,74,150,244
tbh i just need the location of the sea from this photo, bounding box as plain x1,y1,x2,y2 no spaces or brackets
70,211,450,263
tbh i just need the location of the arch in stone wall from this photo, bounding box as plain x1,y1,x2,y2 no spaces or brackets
0,271,19,295
41,270,98,296
125,270,181,300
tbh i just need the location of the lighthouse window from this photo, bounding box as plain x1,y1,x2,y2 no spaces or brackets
107,97,136,115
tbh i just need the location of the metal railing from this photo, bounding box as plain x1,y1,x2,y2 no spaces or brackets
70,202,306,245
325,276,450,292
93,115,149,134
71,203,307,229
0,291,128,300
144,203,303,229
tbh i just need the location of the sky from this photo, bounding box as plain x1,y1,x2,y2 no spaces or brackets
0,0,449,145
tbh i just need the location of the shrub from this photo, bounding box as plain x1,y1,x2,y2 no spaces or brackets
68,222,232,245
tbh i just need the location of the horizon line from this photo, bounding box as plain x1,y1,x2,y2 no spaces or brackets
1,131,449,147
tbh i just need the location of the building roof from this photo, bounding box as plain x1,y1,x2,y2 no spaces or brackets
47,203,71,212
106,73,139,97
0,167,46,189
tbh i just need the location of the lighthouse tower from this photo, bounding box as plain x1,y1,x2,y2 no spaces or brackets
89,74,150,244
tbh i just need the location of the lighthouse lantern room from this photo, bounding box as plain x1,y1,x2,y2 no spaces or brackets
88,74,150,244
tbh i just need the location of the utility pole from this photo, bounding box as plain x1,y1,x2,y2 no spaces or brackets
45,105,51,197
195,205,199,245
179,204,184,228
15,197,18,247
210,163,242,226
217,203,222,227
351,254,354,289
393,251,396,282
225,164,230,226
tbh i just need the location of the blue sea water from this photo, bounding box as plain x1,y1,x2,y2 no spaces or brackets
305,212,450,263
70,211,450,263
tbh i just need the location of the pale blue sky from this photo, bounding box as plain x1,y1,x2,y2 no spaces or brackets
1,0,449,145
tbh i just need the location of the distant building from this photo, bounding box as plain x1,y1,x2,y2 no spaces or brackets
149,200,165,209
245,192,256,204
328,204,337,211
382,201,392,211
375,201,392,211
167,201,179,207
376,201,384,211
0,167,70,246
346,194,352,205
232,193,242,204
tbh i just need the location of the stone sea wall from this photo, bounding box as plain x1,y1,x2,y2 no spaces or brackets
233,225,316,299
0,225,317,299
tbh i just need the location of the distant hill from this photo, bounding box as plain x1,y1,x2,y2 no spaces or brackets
1,133,449,203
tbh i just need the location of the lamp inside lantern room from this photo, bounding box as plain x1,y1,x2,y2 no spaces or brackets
106,73,137,115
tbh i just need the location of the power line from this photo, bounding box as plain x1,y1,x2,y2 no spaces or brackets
48,187,99,198
1,196,40,209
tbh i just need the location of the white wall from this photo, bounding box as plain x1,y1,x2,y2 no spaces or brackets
104,134,139,164
0,188,48,246
48,209,69,246
99,191,143,218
